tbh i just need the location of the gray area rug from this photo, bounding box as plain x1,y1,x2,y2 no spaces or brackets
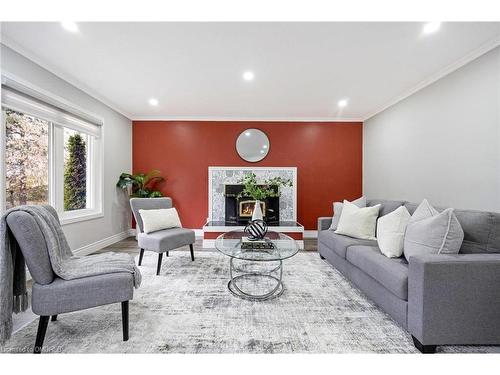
2,251,498,353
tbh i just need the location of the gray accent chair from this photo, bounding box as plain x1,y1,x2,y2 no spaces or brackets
130,197,195,275
6,208,133,353
318,199,500,353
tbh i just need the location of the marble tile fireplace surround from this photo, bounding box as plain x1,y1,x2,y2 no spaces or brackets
203,167,304,248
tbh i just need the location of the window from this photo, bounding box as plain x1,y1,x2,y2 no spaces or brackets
1,77,103,224
4,109,49,209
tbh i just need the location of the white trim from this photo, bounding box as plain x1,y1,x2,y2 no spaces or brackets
1,71,105,126
60,210,104,225
203,239,304,250
208,166,298,222
304,230,318,238
362,35,500,121
128,228,204,237
133,116,363,122
72,230,132,256
203,224,304,233
0,39,133,120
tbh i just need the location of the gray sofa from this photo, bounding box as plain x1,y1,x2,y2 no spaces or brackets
318,199,500,353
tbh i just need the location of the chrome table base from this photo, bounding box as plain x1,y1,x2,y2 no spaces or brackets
228,257,284,301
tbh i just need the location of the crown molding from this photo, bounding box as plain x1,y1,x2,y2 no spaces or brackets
1,36,134,120
362,35,500,121
132,115,364,122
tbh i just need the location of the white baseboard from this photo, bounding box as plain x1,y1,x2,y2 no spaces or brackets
304,230,317,238
73,230,132,256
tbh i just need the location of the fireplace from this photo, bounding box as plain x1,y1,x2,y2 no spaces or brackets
224,184,279,224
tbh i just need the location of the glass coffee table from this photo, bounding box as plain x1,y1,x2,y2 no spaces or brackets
215,230,299,301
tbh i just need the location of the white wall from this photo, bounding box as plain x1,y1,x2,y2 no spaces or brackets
363,46,500,212
1,44,132,251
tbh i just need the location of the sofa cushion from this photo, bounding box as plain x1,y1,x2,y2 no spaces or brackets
367,199,406,217
377,206,411,258
335,201,380,240
329,196,366,231
318,231,377,259
138,227,195,252
404,199,464,261
347,245,409,300
32,272,134,316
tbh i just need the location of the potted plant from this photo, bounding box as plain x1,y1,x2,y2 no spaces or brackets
236,173,292,221
116,169,165,198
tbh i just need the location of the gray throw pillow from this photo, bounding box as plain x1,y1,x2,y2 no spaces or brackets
329,196,366,231
403,199,464,262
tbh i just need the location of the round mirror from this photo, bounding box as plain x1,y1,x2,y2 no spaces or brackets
236,129,270,162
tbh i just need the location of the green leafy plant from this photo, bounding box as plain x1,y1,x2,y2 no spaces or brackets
117,169,165,198
64,134,87,210
236,173,292,201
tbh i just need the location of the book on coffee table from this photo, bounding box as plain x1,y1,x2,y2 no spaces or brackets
241,236,275,250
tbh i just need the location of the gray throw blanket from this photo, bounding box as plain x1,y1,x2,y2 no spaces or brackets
0,205,141,345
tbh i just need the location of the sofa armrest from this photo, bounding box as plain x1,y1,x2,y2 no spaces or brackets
318,217,332,232
408,253,500,345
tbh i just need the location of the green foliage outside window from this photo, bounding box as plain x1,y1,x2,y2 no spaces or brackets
64,134,87,210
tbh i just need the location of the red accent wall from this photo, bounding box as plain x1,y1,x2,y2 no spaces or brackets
132,121,362,230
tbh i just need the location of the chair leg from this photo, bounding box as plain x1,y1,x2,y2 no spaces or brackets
121,301,129,341
51,315,58,322
34,316,50,353
156,253,163,275
189,244,195,261
138,248,144,266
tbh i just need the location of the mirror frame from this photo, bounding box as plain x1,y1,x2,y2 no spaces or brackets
235,128,270,163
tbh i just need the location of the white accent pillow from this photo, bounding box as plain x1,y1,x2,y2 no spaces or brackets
139,208,182,234
403,199,464,261
376,206,411,258
335,201,380,240
329,196,366,231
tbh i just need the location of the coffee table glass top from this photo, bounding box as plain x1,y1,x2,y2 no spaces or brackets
215,230,299,261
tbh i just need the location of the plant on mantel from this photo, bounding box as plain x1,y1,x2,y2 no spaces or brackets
116,169,165,198
236,173,292,200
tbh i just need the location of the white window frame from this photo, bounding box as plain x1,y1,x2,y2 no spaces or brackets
1,76,104,226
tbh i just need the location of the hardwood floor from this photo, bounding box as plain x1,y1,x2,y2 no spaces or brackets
97,236,318,255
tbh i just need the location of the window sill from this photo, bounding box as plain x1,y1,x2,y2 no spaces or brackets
60,209,104,226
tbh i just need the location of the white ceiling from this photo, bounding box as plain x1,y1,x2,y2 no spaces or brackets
1,22,499,121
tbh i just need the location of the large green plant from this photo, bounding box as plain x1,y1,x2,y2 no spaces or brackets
117,169,165,198
64,134,87,210
236,173,292,201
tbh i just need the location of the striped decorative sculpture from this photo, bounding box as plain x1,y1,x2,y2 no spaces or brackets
244,219,268,241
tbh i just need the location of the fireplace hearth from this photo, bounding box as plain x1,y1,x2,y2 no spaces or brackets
224,184,279,224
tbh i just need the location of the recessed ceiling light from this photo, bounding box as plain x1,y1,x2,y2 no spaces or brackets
61,21,78,33
245,131,251,136
423,22,441,34
243,71,255,81
262,144,268,149
337,99,348,108
148,98,159,106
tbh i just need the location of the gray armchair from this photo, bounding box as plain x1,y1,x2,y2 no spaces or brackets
130,198,195,275
6,210,133,353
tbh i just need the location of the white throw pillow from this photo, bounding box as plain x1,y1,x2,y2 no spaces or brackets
329,196,366,231
335,201,380,240
376,206,411,258
139,208,182,234
403,199,464,261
